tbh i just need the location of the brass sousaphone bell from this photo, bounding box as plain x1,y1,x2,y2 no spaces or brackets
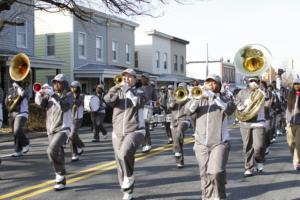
7,53,31,112
234,44,271,122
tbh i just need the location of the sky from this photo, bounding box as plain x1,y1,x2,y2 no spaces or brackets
130,0,300,75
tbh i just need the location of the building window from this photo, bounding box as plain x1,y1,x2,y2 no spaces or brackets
16,18,27,48
46,35,55,56
163,53,168,69
112,41,118,62
156,51,160,68
96,36,103,61
180,56,184,72
126,44,130,63
78,32,86,58
134,51,138,68
174,55,178,71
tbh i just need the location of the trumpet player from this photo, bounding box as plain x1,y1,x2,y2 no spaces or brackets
5,81,31,157
186,74,236,200
169,82,190,168
286,77,300,170
235,76,266,177
35,74,73,191
69,81,85,161
104,68,147,200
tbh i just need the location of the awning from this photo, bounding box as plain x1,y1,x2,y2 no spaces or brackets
157,73,194,83
0,49,63,70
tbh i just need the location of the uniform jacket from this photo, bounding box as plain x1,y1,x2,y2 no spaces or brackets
168,98,190,127
5,86,29,118
104,85,148,137
141,85,157,106
286,91,300,125
72,93,84,120
186,94,236,147
35,90,73,135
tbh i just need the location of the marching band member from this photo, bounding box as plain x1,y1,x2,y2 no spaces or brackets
104,68,147,200
5,81,30,157
158,85,173,144
141,73,157,153
286,77,300,170
235,76,266,177
90,84,107,142
69,81,85,161
186,74,235,200
169,82,190,168
35,74,73,191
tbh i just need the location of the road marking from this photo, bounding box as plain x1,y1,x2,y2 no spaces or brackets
0,137,194,200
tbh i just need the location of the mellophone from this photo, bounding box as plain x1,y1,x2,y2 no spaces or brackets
33,83,100,112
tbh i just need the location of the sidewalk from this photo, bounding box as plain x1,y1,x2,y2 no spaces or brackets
0,123,112,143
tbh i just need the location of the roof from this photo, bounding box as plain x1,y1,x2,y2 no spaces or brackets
146,30,189,45
157,73,194,82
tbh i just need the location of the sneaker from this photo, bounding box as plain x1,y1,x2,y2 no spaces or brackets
71,155,79,162
177,163,184,168
121,176,134,189
22,144,31,154
54,177,66,191
294,164,300,171
103,134,108,140
77,148,84,156
11,151,23,157
122,192,133,200
91,139,100,143
270,138,276,144
276,130,283,136
244,170,253,177
265,147,270,155
174,152,182,157
167,139,173,144
256,163,264,173
142,145,152,153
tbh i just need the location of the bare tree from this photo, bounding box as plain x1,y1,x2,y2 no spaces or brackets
0,0,189,31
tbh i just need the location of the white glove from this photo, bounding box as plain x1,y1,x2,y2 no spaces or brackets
214,96,227,110
203,89,215,99
43,87,54,96
12,82,19,89
244,98,251,106
41,83,51,89
121,83,130,93
17,87,25,96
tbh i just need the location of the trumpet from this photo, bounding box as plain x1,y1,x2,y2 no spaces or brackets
174,86,189,103
114,75,124,86
33,82,42,93
191,86,202,99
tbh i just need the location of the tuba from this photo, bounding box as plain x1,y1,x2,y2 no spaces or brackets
234,44,271,122
174,86,189,103
7,53,31,112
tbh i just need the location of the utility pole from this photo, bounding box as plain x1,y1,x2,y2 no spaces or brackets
206,43,209,77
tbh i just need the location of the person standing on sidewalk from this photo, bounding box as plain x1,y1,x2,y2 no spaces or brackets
286,77,300,170
141,73,157,153
186,74,236,200
69,81,85,162
5,81,30,157
235,76,266,177
90,84,107,142
104,68,147,200
35,74,73,191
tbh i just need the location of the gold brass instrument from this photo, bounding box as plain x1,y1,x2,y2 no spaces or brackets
174,86,189,103
191,86,202,99
7,53,31,112
234,44,270,121
114,75,124,86
234,44,271,76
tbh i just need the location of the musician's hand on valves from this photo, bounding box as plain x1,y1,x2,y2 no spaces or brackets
12,82,19,89
203,89,215,99
244,98,251,107
121,83,130,93
42,85,54,96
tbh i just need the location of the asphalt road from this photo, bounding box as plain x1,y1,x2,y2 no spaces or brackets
0,124,300,200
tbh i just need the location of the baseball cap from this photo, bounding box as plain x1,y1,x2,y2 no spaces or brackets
206,74,222,83
141,73,150,79
70,81,81,88
52,74,68,83
121,68,136,77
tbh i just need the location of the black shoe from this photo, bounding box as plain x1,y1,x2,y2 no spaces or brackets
177,163,184,169
77,148,84,156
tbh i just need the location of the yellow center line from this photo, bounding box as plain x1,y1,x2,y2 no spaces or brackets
1,137,195,200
